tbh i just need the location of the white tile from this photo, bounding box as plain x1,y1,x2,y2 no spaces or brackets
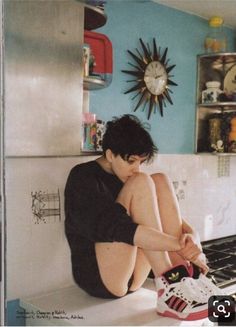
30,222,64,261
229,156,236,178
201,155,218,179
7,262,33,300
30,256,74,297
7,224,32,265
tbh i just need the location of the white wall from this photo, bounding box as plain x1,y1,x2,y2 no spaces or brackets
6,154,236,300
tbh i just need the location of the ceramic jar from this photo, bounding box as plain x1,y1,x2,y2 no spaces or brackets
202,81,223,103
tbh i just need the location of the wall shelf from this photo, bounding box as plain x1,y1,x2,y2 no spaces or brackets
81,3,111,154
195,53,236,155
199,102,236,107
83,76,107,90
83,29,112,91
84,4,107,30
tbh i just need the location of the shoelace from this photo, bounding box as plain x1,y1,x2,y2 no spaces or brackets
198,274,223,295
177,277,209,303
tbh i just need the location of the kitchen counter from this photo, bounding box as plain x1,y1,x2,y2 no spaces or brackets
19,279,213,326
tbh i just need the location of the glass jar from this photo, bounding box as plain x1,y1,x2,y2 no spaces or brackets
209,117,224,152
228,116,236,153
204,16,227,53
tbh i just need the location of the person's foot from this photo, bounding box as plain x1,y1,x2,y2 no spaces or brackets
188,263,224,296
197,273,224,296
155,265,220,321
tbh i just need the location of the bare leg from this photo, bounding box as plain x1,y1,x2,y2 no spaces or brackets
151,173,186,267
95,172,173,296
118,173,173,276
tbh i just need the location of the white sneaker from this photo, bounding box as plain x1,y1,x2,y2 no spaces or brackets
188,263,224,296
155,265,209,320
197,273,224,296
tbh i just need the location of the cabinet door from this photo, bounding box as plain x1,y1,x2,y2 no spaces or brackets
4,0,84,156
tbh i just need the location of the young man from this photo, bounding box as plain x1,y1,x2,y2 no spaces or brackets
65,114,222,321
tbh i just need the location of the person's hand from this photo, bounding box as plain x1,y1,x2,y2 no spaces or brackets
192,252,209,275
178,234,209,274
179,233,201,259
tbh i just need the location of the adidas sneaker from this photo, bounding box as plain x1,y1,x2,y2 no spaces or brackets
155,265,209,320
197,273,224,296
188,263,224,296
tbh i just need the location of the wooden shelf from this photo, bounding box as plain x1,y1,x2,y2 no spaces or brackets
84,4,107,30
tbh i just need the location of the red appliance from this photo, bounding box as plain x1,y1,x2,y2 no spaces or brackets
84,30,112,87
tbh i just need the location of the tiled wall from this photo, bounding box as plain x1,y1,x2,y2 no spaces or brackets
5,154,236,301
142,155,236,242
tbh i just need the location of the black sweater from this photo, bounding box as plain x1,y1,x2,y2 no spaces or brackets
64,160,138,269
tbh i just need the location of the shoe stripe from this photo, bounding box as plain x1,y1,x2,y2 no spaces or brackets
173,298,188,312
166,295,178,308
177,301,188,313
166,295,204,314
173,298,183,311
166,296,187,312
192,302,206,308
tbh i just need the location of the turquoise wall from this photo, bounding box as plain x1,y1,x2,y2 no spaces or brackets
89,0,235,153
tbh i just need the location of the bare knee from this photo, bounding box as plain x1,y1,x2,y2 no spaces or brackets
151,172,170,186
126,172,154,189
116,172,155,214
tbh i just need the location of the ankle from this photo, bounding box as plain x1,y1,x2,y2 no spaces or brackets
153,263,173,278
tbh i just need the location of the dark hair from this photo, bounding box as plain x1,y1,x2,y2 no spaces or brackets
102,114,158,162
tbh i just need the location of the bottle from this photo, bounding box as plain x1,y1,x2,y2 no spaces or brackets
208,117,224,152
81,113,97,151
83,44,90,77
95,119,105,151
204,16,227,53
228,116,236,153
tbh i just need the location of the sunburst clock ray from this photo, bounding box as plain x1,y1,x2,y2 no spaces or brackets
122,38,177,119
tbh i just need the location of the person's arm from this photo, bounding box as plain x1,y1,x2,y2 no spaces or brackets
178,218,209,274
65,166,138,245
133,225,183,252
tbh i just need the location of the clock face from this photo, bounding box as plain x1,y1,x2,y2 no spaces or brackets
122,38,177,119
144,61,167,95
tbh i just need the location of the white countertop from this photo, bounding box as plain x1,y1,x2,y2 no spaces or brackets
19,279,214,326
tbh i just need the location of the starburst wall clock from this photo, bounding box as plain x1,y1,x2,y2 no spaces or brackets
122,38,177,119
